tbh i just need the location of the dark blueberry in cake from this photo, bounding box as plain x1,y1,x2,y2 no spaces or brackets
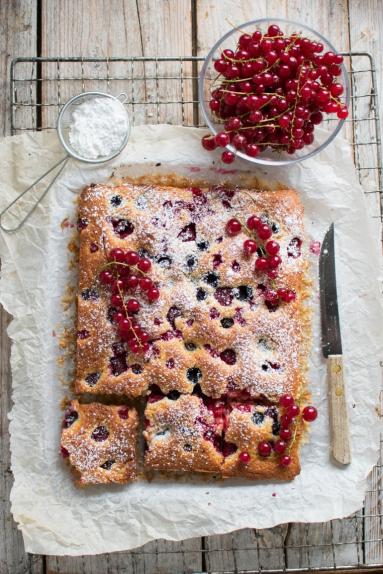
220,349,236,365
168,390,180,400
81,287,99,300
183,443,193,452
235,285,253,301
232,260,240,272
271,222,280,233
112,342,126,356
89,243,99,253
221,317,234,329
110,195,122,207
91,426,109,442
265,300,279,312
167,306,182,329
262,363,269,371
100,459,115,470
111,218,134,238
272,420,281,436
63,409,78,428
185,342,197,351
265,406,279,421
214,287,233,306
187,367,202,384
107,306,118,323
77,217,88,230
204,271,219,287
85,372,100,387
186,255,197,269
287,237,302,258
178,222,196,242
156,254,172,268
131,364,143,374
252,411,265,425
110,355,128,376
192,383,202,396
197,240,209,251
222,442,237,456
196,287,207,301
77,329,90,339
138,247,152,259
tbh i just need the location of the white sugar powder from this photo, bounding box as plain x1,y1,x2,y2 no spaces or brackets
69,97,128,159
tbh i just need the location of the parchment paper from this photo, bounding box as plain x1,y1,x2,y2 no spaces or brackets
0,125,382,556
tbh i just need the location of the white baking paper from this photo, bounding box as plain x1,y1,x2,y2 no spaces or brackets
0,125,382,556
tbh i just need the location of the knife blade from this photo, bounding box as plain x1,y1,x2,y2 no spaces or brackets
319,224,351,465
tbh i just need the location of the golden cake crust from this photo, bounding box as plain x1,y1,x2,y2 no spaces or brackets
61,400,138,485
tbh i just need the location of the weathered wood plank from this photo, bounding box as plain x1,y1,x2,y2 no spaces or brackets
40,0,195,129
0,3,44,573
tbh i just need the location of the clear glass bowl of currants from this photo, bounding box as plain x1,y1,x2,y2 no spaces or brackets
199,18,350,166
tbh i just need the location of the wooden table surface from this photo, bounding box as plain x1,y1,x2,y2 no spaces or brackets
1,1,382,573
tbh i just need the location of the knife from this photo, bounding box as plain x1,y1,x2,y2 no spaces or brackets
320,223,351,465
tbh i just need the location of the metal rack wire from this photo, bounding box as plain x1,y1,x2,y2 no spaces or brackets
9,54,383,573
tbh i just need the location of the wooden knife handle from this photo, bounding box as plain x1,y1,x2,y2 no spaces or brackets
328,354,351,465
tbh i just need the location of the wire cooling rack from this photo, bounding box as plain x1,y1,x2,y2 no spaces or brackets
9,54,383,573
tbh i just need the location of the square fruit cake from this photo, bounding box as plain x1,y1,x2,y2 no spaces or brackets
62,178,317,483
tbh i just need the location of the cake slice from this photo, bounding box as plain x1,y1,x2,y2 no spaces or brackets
61,400,138,485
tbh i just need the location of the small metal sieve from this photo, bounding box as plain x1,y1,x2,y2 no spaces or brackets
0,91,130,233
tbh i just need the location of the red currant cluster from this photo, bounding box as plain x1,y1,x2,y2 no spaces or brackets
202,23,348,163
98,248,160,354
226,214,296,305
256,395,317,467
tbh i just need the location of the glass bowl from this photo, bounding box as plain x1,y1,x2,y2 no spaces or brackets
199,18,350,166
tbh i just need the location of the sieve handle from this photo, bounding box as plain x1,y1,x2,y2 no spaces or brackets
0,155,70,233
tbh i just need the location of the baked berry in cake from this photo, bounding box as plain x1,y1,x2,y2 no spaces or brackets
61,400,138,485
75,180,308,401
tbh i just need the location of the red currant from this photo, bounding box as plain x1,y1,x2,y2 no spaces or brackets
126,275,139,289
147,287,160,302
302,405,318,422
139,277,153,291
280,428,292,441
257,223,272,240
137,258,151,272
265,240,280,255
111,294,123,308
243,239,257,256
267,255,282,269
221,150,235,164
215,132,230,147
337,106,348,119
280,455,292,467
245,143,260,158
258,441,272,457
125,251,139,265
273,440,287,454
280,394,294,408
99,270,114,285
239,451,250,463
255,257,269,271
247,215,261,231
127,298,140,313
128,339,141,353
287,404,300,418
109,248,125,262
214,58,228,73
226,218,242,236
202,135,217,150
280,414,292,428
